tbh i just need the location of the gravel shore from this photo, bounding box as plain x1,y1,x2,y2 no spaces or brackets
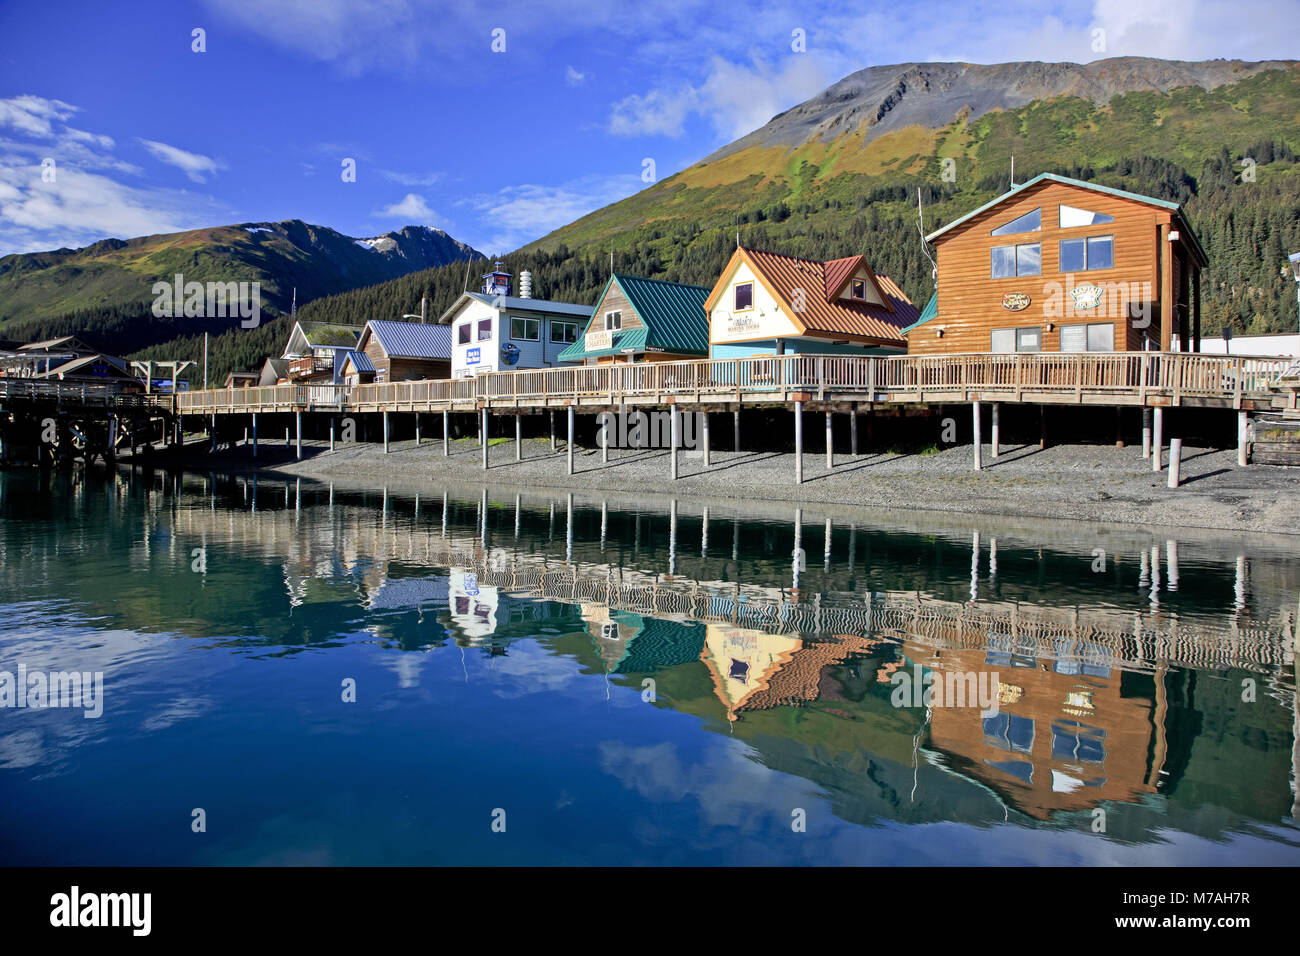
191,434,1300,537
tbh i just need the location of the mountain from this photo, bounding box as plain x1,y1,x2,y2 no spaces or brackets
297,58,1300,355
0,219,481,350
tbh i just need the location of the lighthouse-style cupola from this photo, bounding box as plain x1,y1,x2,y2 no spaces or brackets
482,261,512,298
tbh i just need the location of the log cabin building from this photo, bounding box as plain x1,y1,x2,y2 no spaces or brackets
556,273,710,365
353,319,451,383
906,174,1208,355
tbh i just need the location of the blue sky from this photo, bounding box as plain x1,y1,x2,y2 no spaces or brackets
0,0,1294,257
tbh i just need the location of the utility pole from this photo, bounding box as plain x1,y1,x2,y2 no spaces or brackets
203,332,208,390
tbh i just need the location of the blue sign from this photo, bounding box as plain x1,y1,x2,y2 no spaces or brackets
501,343,520,366
466,347,481,364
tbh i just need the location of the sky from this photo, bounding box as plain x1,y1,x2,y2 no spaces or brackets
0,0,1294,257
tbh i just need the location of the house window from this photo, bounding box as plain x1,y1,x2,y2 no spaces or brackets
991,327,1042,353
477,318,493,341
990,207,1041,236
457,324,470,345
604,310,622,331
991,243,1041,278
550,321,579,343
734,282,754,311
850,279,866,299
510,317,540,341
1059,204,1114,228
1059,235,1114,272
1060,322,1115,352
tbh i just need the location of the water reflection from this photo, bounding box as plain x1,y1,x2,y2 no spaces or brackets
0,467,1297,865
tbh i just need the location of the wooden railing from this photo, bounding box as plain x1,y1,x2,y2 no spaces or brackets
0,379,169,408
170,352,1298,414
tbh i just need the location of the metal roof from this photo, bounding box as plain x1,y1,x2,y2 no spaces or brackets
439,291,593,324
925,173,1208,266
363,320,451,359
558,274,710,361
337,349,375,375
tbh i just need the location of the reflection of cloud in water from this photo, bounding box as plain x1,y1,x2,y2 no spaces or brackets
0,729,44,769
140,696,212,732
483,641,581,700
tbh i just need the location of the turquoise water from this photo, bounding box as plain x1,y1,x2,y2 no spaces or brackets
1,468,1298,865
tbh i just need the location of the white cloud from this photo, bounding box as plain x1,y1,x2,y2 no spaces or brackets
379,169,443,187
0,162,224,254
373,192,435,221
461,173,642,253
137,139,225,183
565,65,588,86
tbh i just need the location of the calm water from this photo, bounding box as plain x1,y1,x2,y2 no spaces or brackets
1,467,1298,866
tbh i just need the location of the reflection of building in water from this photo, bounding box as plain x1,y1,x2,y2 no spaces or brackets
446,566,566,647
700,624,802,720
580,606,644,673
613,617,706,674
910,635,1166,820
365,575,450,618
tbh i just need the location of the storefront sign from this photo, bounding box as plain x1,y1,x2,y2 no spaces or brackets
585,329,612,352
466,347,481,364
1001,292,1030,311
1069,285,1104,310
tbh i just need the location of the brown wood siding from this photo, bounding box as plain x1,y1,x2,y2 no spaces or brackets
913,181,1194,355
586,284,643,335
388,358,449,381
363,336,389,378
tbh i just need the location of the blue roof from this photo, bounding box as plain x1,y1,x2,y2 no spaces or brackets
337,349,375,376
364,320,451,359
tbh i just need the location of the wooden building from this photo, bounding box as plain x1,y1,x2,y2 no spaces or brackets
556,273,709,365
222,371,258,389
705,246,917,358
280,321,363,383
354,320,451,383
908,173,1208,355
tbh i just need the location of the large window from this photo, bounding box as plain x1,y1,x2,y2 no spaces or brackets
991,207,1041,236
1059,235,1114,272
1059,204,1114,228
457,323,470,345
604,310,622,331
510,317,540,341
991,327,1042,353
734,282,754,311
991,242,1041,278
477,318,493,341
1060,322,1114,352
550,321,579,344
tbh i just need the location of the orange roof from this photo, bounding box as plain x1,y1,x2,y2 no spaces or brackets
736,247,917,346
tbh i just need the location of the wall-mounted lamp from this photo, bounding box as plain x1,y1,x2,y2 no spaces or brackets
1169,229,1180,241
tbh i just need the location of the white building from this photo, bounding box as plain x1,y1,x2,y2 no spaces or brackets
438,267,591,377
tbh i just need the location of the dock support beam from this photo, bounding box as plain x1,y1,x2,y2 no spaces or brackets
252,413,258,457
481,408,488,470
1142,408,1152,460
825,412,833,470
383,411,390,454
991,403,1000,459
733,409,740,453
1237,411,1249,467
295,411,302,460
601,411,608,464
415,413,421,446
850,408,858,456
516,415,523,462
566,406,574,476
670,404,679,480
328,416,334,452
701,411,710,468
1168,438,1183,488
972,401,983,471
443,410,449,457
794,401,803,484
1151,407,1164,472
550,411,556,453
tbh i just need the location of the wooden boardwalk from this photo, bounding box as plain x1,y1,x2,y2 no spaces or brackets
175,351,1300,415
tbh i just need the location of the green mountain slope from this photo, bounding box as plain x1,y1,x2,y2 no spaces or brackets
299,59,1300,357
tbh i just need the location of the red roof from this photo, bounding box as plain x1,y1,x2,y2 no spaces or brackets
741,247,917,345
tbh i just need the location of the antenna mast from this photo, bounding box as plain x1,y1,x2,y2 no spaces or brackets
916,187,937,284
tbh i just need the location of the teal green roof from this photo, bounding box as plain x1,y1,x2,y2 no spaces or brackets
901,290,938,334
925,173,1207,267
558,273,709,362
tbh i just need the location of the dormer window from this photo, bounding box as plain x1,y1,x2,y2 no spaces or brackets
734,282,754,311
850,279,866,299
604,310,622,331
1059,205,1114,228
991,207,1041,236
